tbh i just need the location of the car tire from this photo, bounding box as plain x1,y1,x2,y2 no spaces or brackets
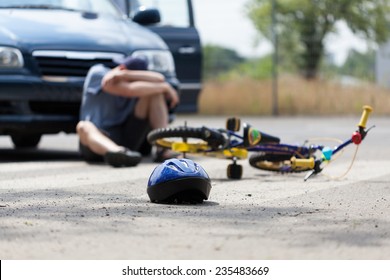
11,134,42,149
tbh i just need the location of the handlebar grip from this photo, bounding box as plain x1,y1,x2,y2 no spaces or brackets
358,105,373,129
291,157,315,169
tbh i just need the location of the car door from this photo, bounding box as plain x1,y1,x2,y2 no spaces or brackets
127,0,202,113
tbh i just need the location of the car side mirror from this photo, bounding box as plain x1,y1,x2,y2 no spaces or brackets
132,8,161,25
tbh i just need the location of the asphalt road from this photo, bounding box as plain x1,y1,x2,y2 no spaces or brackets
0,115,389,259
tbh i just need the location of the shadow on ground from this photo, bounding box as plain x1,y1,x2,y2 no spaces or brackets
0,148,82,163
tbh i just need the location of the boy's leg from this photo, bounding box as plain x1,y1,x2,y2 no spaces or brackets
77,121,123,155
76,121,141,167
121,111,151,152
134,94,168,130
131,95,178,162
78,142,104,162
125,95,166,153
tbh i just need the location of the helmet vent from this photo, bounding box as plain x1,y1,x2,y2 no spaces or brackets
167,162,179,171
181,160,189,168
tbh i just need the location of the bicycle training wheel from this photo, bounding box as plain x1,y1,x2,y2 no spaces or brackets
147,126,228,152
249,152,311,173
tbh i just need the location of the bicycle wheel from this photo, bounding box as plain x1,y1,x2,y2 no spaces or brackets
249,152,311,173
147,126,228,152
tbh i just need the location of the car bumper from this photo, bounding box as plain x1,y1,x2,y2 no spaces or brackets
0,74,179,135
0,75,82,135
0,75,83,101
0,114,78,134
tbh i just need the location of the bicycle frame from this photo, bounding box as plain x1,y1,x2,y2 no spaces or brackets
149,106,373,180
247,106,374,179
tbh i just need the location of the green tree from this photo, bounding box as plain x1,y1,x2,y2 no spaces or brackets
202,44,245,80
219,55,273,81
339,49,376,81
247,0,390,79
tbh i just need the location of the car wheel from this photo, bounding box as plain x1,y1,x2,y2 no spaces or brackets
11,134,42,149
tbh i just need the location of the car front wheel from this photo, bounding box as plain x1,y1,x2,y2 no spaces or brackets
11,134,42,149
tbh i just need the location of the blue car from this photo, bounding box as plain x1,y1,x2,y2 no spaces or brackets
0,0,201,148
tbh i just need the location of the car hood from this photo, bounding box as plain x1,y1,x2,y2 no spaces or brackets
0,9,167,53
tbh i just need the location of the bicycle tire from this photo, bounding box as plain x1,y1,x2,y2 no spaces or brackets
249,152,311,173
147,126,228,151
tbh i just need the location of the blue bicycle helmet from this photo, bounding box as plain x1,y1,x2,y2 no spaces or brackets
147,158,211,204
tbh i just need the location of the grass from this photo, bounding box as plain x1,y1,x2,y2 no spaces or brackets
198,75,390,116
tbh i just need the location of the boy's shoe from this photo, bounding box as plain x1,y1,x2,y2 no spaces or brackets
104,149,142,167
153,148,181,163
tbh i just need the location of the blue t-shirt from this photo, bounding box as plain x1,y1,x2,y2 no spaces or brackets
79,64,136,130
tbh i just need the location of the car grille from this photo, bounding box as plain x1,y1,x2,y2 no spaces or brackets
32,51,124,77
29,101,81,116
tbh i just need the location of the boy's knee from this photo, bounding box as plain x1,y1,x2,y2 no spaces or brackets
76,121,86,134
76,121,94,136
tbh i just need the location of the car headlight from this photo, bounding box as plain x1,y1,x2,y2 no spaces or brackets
0,47,24,68
131,50,175,75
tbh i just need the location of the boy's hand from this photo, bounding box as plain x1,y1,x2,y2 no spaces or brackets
163,83,179,109
101,67,123,88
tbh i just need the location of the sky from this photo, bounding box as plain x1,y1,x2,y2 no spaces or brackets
192,0,368,65
192,0,270,57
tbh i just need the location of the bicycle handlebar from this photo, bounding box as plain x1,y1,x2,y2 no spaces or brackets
291,105,373,174
358,105,373,129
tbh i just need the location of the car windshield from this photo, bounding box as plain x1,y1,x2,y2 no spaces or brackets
0,0,122,16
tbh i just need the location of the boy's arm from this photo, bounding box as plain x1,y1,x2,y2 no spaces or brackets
102,67,165,88
102,80,179,109
118,70,165,83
